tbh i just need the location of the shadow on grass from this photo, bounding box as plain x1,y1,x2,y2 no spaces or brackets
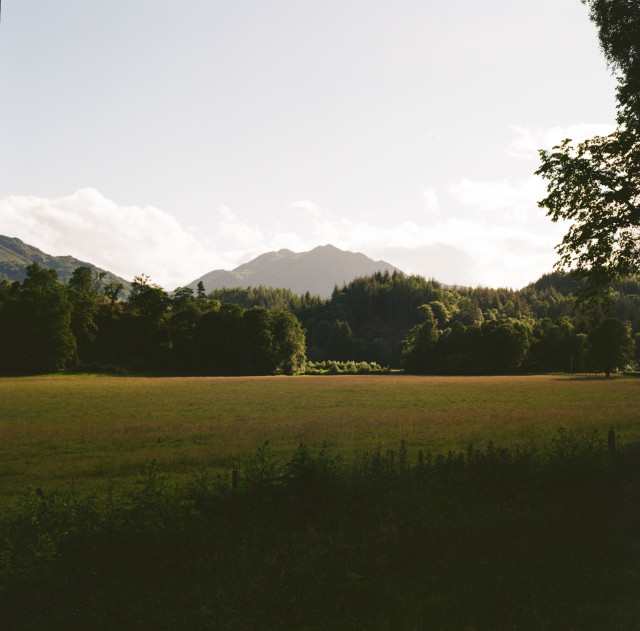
555,372,638,381
2,431,640,630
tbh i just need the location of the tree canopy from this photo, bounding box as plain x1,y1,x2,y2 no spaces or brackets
2,262,640,376
537,0,640,302
584,0,640,126
0,266,307,376
585,317,634,376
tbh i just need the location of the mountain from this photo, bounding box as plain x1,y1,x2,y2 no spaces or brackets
0,235,132,293
188,245,403,298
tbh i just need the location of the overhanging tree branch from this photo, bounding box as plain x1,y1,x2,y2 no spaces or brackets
537,1,640,304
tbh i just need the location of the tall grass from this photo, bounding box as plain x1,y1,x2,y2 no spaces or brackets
2,433,640,630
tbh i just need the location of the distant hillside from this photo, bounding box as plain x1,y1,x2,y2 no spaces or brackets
0,235,131,293
187,245,404,298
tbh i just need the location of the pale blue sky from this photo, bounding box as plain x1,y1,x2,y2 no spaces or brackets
0,1,618,289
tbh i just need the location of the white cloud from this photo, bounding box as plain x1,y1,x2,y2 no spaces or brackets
0,189,224,289
448,176,547,225
0,184,567,292
216,205,266,257
422,188,440,215
436,171,569,285
3,123,605,291
288,200,324,220
348,221,559,289
258,197,564,288
507,123,617,159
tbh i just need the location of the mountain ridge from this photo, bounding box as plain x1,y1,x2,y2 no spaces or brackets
0,235,132,292
188,245,404,298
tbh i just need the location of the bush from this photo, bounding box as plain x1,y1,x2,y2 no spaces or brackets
304,360,389,375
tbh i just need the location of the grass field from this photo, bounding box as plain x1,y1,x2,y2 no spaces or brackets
3,373,640,629
1,373,639,504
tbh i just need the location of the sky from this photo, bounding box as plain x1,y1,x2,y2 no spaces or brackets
0,0,619,290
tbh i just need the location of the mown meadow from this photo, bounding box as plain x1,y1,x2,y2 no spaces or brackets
2,374,640,630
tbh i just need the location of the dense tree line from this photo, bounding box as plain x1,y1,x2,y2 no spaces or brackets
402,312,635,376
2,263,638,376
209,270,639,374
210,273,450,366
208,285,323,313
0,265,306,376
303,271,639,372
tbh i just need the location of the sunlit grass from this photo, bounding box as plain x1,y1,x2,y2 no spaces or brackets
1,374,639,505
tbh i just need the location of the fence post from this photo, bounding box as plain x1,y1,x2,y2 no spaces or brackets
608,430,616,457
232,469,239,489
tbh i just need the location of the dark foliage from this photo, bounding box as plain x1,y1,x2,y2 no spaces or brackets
0,267,306,376
2,262,639,375
2,433,640,629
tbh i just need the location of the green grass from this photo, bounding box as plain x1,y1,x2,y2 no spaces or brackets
1,373,639,504
3,375,640,629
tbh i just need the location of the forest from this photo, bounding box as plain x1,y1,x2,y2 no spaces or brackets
0,262,638,377
0,264,306,376
213,270,639,376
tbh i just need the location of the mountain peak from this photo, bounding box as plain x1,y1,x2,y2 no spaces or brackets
189,245,403,298
310,244,339,252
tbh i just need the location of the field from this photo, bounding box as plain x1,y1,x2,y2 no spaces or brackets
1,373,639,504
3,373,640,629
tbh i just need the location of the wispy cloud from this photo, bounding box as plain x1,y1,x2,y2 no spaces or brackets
506,123,617,159
448,176,548,225
449,177,544,211
271,196,564,288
